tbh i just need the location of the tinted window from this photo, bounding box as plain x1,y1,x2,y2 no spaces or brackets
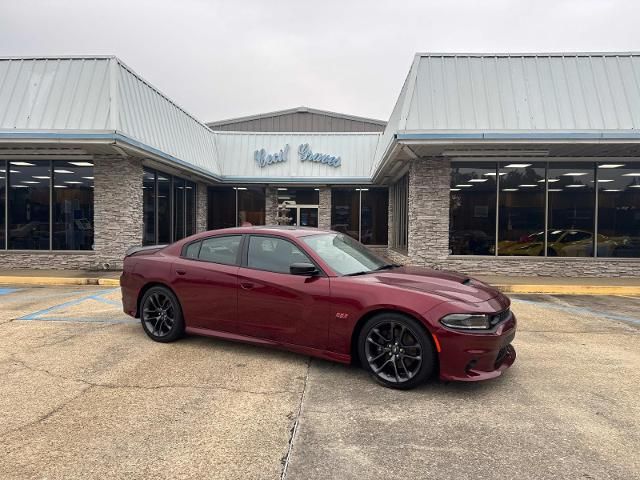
52,161,94,250
184,241,201,259
0,160,5,249
303,233,386,276
143,169,156,245
331,189,359,240
8,160,50,249
199,235,241,265
208,187,236,229
361,188,388,245
238,187,265,226
449,163,497,255
247,236,311,274
157,173,171,244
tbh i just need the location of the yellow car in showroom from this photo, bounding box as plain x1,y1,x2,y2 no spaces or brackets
496,230,632,257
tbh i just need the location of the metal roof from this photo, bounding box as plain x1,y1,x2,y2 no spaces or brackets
207,106,386,129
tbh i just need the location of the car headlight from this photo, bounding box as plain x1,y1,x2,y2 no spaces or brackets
440,313,491,330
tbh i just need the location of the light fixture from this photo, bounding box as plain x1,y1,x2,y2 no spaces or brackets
356,188,369,191
622,173,640,177
597,179,614,183
68,161,94,167
64,181,82,184
277,188,288,191
234,187,247,190
566,184,586,188
54,169,73,174
505,163,532,168
314,188,320,191
598,164,625,169
468,178,488,182
33,176,50,179
563,172,588,176
54,185,68,188
518,184,537,187
12,185,28,188
450,188,461,191
455,184,473,188
20,180,39,184
157,176,169,181
502,188,518,192
629,185,640,188
10,161,35,166
82,176,94,180
603,189,622,192
483,172,507,176
548,189,563,192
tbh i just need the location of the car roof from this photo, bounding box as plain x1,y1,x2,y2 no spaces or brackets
192,225,335,240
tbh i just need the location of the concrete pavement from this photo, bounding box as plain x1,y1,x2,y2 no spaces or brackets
0,286,638,479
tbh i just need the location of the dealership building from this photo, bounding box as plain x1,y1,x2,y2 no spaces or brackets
1,52,640,277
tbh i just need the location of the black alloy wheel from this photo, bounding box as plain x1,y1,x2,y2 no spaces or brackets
140,286,185,343
358,313,435,390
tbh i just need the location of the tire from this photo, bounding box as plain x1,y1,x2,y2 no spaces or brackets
140,286,185,343
357,313,435,390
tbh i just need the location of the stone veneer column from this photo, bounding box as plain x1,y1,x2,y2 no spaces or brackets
196,182,208,232
265,187,278,225
408,157,451,266
318,187,331,229
93,157,143,270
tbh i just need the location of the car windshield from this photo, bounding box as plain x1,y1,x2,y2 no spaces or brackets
302,233,388,276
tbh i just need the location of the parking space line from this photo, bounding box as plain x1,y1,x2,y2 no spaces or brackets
19,288,121,321
0,288,21,295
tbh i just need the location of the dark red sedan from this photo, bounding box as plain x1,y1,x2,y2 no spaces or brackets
121,226,516,389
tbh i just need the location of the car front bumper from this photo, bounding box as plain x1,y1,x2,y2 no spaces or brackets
433,312,517,382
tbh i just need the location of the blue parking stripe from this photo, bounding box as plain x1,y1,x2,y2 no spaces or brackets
0,288,21,295
19,288,121,321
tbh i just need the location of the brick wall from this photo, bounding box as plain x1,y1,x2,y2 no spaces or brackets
0,156,143,271
318,187,331,229
196,182,208,232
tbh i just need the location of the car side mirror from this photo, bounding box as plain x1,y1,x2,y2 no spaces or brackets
290,262,319,276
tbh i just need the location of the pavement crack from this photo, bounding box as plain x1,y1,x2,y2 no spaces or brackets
281,356,311,480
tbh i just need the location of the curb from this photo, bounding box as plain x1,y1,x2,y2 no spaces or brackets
495,284,640,296
0,276,120,287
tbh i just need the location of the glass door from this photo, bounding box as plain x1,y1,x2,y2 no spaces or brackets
299,207,318,227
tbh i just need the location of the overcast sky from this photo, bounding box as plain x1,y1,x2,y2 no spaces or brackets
2,0,639,123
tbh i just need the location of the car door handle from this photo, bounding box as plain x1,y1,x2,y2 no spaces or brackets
240,282,255,290
176,269,187,275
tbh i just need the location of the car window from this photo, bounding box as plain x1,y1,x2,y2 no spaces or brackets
562,231,591,243
247,236,311,274
184,241,201,259
199,235,241,265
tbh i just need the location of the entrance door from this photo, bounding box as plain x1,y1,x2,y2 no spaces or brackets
285,205,319,227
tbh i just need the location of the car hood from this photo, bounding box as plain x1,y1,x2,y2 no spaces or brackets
360,266,500,303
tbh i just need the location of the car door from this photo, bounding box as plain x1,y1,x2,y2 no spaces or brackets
171,234,242,333
236,235,331,350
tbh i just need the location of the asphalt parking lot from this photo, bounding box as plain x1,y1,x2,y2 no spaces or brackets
0,286,638,480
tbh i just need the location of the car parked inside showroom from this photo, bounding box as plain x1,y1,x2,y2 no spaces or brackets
121,226,516,389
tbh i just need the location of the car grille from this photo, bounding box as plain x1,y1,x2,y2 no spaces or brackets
489,308,511,327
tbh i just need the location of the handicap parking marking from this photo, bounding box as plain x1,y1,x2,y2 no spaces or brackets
0,287,22,295
18,287,136,324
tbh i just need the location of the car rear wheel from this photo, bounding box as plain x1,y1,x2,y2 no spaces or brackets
358,313,435,390
140,286,184,343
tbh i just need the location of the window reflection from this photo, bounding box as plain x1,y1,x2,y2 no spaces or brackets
208,187,236,229
173,177,185,240
143,170,156,245
361,188,388,245
597,162,640,257
331,189,359,241
8,161,51,250
449,163,497,255
497,163,545,256
0,161,5,249
157,174,171,244
237,187,265,226
52,161,94,250
547,163,595,257
207,186,265,229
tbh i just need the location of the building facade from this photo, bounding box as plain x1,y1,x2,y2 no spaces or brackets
1,53,640,277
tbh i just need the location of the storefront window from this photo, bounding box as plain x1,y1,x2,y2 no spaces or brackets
208,187,236,229
173,177,185,240
0,161,5,249
185,181,196,237
8,160,51,250
547,163,596,257
276,188,319,205
143,168,196,245
497,162,545,256
331,189,360,241
207,186,265,229
361,188,388,245
237,187,265,226
391,174,408,252
449,163,497,255
52,161,94,250
331,187,388,245
597,162,640,257
143,169,156,245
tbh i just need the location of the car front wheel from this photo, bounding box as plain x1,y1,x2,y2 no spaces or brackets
140,286,185,343
358,313,435,390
